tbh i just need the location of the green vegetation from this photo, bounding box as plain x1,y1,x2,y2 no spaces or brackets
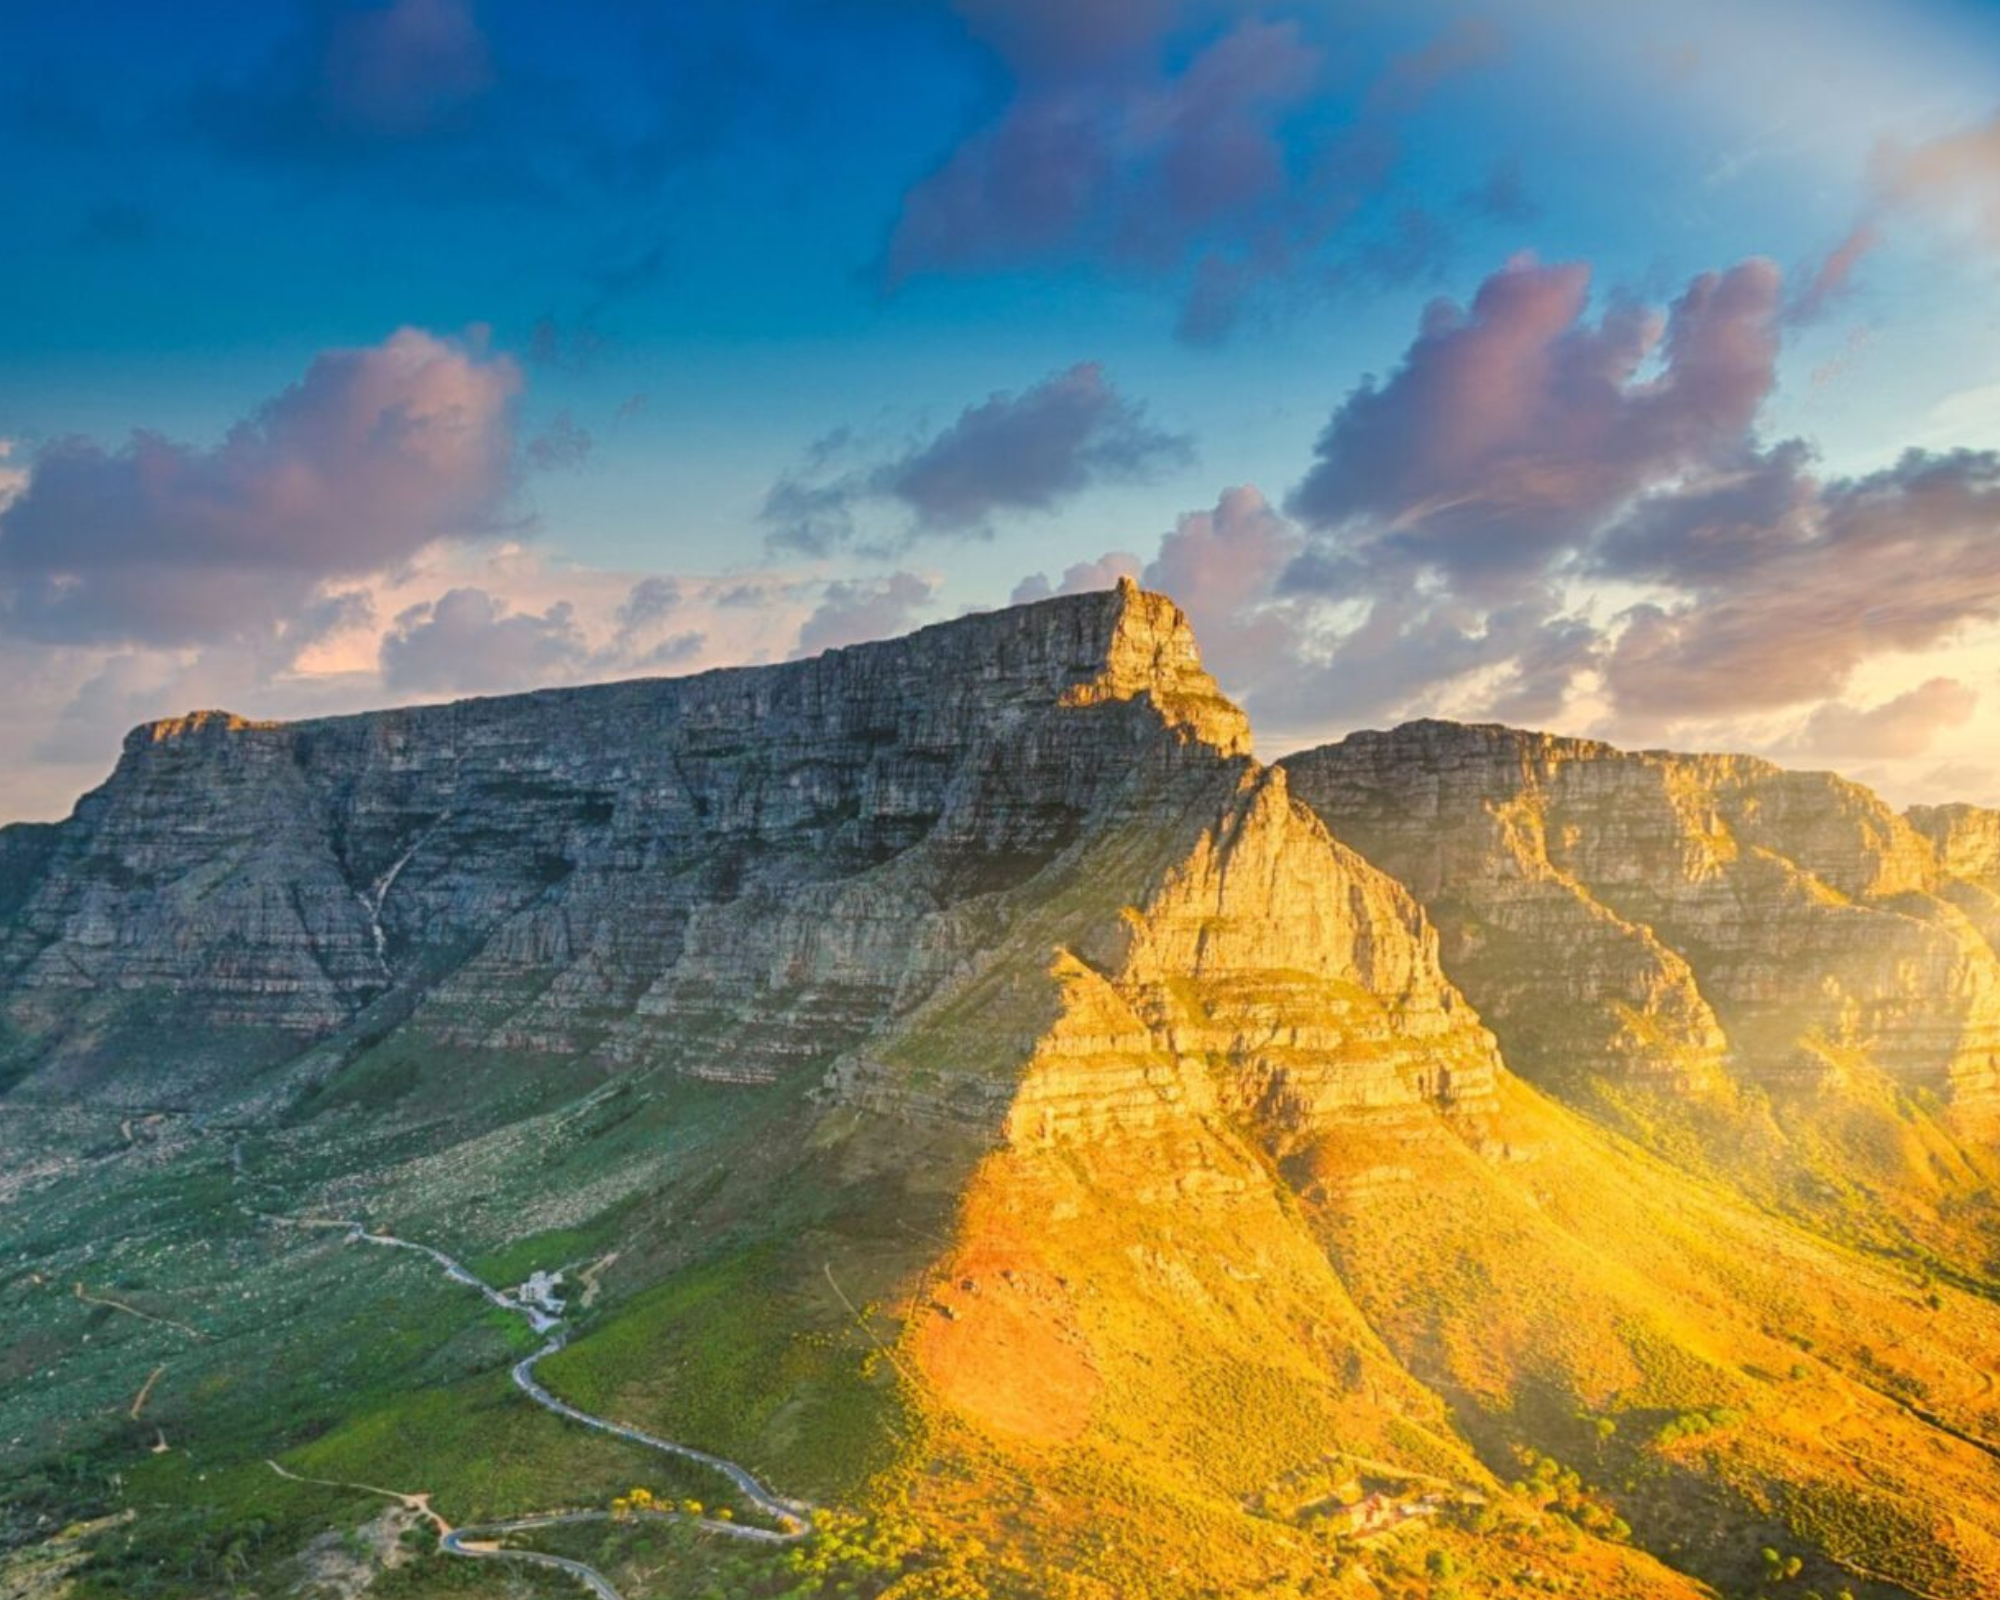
539,1238,905,1500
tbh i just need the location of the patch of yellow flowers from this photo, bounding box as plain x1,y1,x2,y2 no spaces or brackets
608,1487,729,1520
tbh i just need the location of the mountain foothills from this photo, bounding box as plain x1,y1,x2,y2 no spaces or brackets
3,581,1999,1600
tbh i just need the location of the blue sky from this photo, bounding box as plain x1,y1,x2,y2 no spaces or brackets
4,0,2000,819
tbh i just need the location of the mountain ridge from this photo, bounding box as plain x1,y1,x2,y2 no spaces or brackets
0,580,1247,1102
5,585,2000,1600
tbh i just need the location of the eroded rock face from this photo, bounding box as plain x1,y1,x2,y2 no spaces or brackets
1909,801,2000,955
0,581,1507,1169
0,584,1263,1099
1283,721,2000,1118
840,759,1501,1153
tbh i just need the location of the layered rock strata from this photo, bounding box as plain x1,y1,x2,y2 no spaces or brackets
1283,721,2000,1118
0,585,1360,1112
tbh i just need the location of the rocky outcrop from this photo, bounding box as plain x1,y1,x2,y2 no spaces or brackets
1092,765,1497,1140
1909,801,2000,956
1908,801,2000,882
1283,722,2000,1121
0,822,59,927
821,749,1500,1166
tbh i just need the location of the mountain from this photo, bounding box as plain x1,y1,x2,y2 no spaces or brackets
4,583,1999,1600
1283,722,2000,1271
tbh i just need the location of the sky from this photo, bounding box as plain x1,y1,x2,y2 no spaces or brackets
4,0,2000,821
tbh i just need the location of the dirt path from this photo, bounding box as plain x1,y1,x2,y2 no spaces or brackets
264,1459,450,1537
440,1512,709,1600
266,1214,813,1599
73,1282,202,1339
127,1364,165,1421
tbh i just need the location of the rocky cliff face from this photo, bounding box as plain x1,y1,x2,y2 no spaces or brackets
0,582,1274,1103
829,756,1500,1150
1282,721,2000,1271
1909,800,2000,954
1284,722,2000,1113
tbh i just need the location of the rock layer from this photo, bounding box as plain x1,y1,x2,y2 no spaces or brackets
1284,721,2000,1118
0,583,1260,1101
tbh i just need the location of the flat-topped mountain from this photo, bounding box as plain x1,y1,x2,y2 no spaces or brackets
0,581,1254,1100
5,587,2000,1600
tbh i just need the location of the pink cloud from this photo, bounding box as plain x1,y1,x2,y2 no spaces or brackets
0,328,522,648
1799,678,1978,760
1600,449,2000,717
887,10,1497,340
1011,552,1143,604
1288,255,1783,594
380,586,588,694
886,18,1319,284
1875,107,2000,242
1787,221,1880,324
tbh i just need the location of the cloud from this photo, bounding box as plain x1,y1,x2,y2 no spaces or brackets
793,572,938,657
885,364,1189,530
1145,486,1297,643
379,585,588,694
0,537,958,824
30,651,190,766
1918,761,2000,804
886,16,1318,284
616,575,685,632
1786,221,1880,325
1784,105,1992,338
316,0,495,138
1598,448,2000,717
191,0,497,163
181,0,782,206
948,0,1186,74
1101,255,2000,751
525,411,592,472
887,11,1501,340
0,328,521,650
1590,439,1817,584
0,330,520,650
1361,15,1504,117
1136,485,1314,707
1010,551,1143,604
1798,678,1977,760
0,440,26,514
1063,483,1602,742
1288,255,1783,596
1875,106,2000,243
763,363,1189,553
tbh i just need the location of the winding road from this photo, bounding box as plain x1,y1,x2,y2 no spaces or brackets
273,1215,813,1598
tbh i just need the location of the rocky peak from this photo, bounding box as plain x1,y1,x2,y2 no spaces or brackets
1909,801,2000,884
1063,576,1251,755
128,709,282,748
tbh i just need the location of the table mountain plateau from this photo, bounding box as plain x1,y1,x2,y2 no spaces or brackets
3,581,1998,1600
